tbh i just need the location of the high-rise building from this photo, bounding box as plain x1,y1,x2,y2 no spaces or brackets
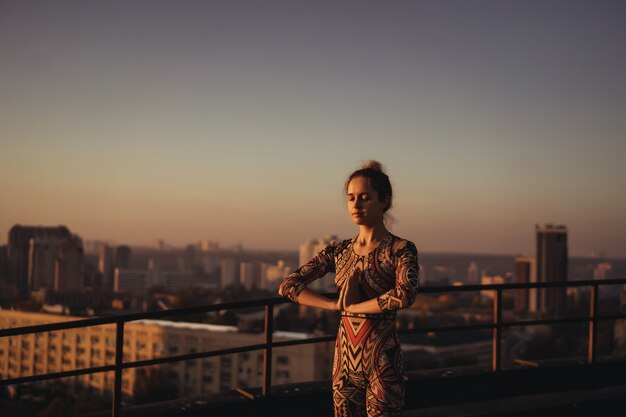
240,262,261,290
262,260,292,291
0,245,8,283
114,245,132,269
54,236,84,291
202,256,218,275
298,235,338,290
535,224,568,316
28,237,63,291
299,239,316,267
183,244,197,272
28,235,84,293
467,262,479,284
98,244,115,290
514,256,536,315
8,225,74,298
220,258,238,288
114,269,149,295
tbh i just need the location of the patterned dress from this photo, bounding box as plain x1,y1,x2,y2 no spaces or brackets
278,234,420,417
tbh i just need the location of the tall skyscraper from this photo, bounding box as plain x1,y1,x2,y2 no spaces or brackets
467,262,479,284
98,244,115,290
514,256,536,315
114,245,132,269
299,239,316,267
7,225,76,298
535,224,568,317
27,235,84,292
0,245,8,283
240,262,261,290
54,236,84,291
220,258,238,288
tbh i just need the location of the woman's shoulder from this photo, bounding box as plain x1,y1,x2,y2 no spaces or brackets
387,234,418,253
334,237,353,252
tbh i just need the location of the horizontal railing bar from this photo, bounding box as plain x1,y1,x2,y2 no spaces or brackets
0,298,292,338
272,335,336,348
0,364,115,386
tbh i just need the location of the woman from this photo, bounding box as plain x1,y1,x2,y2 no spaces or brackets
278,161,420,417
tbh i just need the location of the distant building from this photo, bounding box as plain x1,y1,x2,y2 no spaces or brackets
467,262,479,284
480,275,505,300
0,310,331,398
114,245,132,269
7,225,76,298
155,239,166,251
98,245,115,290
220,258,238,288
0,245,8,283
514,256,536,314
535,224,568,316
299,239,317,267
114,269,149,295
593,262,613,280
298,235,338,290
28,236,63,290
240,262,261,290
53,236,84,291
199,239,219,253
262,260,292,291
431,265,456,282
162,271,210,291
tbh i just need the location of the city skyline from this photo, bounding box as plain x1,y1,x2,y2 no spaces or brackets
1,1,625,257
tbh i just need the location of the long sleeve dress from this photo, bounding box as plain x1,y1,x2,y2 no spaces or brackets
278,234,420,417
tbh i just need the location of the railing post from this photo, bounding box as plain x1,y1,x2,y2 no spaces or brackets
112,321,124,417
492,287,502,372
262,303,274,399
587,284,598,364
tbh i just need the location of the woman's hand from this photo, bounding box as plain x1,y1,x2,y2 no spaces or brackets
339,270,361,312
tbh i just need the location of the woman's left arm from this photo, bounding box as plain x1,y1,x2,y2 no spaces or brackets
343,240,420,314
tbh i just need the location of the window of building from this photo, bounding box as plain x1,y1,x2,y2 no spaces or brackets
277,356,289,365
276,370,290,379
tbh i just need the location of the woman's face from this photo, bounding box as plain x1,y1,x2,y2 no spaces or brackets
347,176,388,226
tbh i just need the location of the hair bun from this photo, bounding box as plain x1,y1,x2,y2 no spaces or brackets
361,160,384,173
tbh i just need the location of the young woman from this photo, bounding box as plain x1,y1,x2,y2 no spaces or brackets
278,161,420,417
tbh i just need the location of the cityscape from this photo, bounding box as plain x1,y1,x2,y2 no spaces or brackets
1,223,625,415
1,1,625,416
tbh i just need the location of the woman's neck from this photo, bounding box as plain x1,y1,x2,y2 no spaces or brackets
356,223,389,245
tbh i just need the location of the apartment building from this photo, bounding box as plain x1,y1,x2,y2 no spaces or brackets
0,310,332,398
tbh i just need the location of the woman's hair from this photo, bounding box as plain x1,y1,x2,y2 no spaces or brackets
344,160,393,212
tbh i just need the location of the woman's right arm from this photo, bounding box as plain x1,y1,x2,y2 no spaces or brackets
294,287,339,311
278,243,339,311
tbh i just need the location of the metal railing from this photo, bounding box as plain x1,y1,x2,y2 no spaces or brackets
1,278,626,417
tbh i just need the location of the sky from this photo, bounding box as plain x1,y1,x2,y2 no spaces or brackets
1,1,625,257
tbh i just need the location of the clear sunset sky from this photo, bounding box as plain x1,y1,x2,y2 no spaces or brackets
1,1,625,257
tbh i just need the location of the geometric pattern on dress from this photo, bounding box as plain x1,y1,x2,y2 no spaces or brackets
279,234,419,417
